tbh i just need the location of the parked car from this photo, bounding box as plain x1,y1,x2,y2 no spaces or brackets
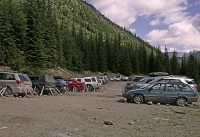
74,77,99,91
67,80,85,92
123,77,161,96
29,75,56,94
121,76,129,81
113,75,122,81
54,76,67,90
125,81,199,106
0,72,33,96
128,75,145,82
98,76,107,84
123,76,198,97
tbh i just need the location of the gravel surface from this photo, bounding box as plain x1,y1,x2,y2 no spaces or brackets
0,82,200,137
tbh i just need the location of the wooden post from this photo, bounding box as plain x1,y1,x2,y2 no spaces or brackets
86,86,88,92
49,88,54,96
0,87,7,96
0,88,3,96
29,88,33,96
40,86,44,96
55,88,61,94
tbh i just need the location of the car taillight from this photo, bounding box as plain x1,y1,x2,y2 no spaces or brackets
16,80,22,85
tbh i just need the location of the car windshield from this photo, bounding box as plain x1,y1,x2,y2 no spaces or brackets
92,78,96,82
85,79,91,82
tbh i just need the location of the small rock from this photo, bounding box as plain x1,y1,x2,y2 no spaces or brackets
104,120,114,125
0,126,8,130
128,121,135,125
157,103,161,105
118,99,126,103
147,101,153,105
91,117,97,120
174,111,186,115
97,107,103,110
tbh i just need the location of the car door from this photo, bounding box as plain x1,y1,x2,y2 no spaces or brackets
146,83,165,102
163,83,179,103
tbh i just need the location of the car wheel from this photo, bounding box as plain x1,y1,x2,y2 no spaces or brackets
133,95,144,104
176,98,187,107
87,85,94,92
127,98,132,103
4,87,13,96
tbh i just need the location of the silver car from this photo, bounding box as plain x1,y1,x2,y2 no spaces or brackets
0,72,33,96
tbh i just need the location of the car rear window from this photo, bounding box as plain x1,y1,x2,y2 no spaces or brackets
45,75,55,83
92,78,96,82
77,79,82,82
178,84,192,91
186,80,196,84
19,74,30,81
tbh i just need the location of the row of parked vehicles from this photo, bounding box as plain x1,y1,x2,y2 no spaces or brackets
122,73,199,106
0,71,109,97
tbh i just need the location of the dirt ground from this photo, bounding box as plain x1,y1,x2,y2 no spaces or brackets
0,82,200,137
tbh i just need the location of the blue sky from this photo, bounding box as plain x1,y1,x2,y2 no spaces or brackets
86,0,200,52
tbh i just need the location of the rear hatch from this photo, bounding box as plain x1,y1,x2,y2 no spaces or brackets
19,74,32,87
44,75,56,88
185,79,198,90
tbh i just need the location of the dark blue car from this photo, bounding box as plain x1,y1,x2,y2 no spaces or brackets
125,82,199,106
54,76,67,90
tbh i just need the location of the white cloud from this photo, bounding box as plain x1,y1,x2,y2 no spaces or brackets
88,0,187,27
147,19,200,52
87,0,200,52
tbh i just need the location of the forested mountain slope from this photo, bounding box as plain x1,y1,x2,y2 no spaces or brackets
0,0,184,76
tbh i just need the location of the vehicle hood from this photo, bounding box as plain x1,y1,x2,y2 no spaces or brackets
127,89,144,94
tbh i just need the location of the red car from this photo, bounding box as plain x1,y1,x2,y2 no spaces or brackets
67,80,85,92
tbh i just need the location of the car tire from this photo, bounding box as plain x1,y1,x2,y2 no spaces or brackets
87,85,94,92
176,98,187,107
127,98,132,103
133,95,144,104
4,87,13,96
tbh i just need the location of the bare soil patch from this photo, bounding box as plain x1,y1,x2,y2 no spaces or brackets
0,82,199,137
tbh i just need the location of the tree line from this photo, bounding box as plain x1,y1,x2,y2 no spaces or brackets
0,0,200,83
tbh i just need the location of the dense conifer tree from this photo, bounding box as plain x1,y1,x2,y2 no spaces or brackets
0,0,199,86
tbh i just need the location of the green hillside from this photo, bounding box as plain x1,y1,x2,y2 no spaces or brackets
54,0,150,45
1,0,188,76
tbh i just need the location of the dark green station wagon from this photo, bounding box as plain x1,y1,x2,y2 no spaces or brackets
125,82,199,106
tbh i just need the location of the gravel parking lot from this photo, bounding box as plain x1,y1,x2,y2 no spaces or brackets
0,82,200,137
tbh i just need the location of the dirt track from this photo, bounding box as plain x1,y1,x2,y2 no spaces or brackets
0,82,200,137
